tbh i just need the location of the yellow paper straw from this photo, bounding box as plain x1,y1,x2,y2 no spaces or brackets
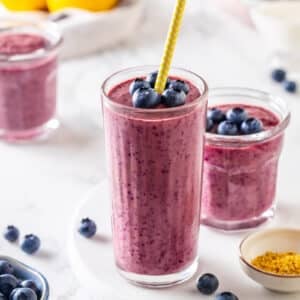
155,0,187,94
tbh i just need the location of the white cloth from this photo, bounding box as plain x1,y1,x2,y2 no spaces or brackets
0,0,144,59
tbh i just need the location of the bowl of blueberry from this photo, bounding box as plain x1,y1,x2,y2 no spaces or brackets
0,256,48,300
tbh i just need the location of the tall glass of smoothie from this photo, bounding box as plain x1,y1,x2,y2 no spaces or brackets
202,88,290,231
0,19,62,142
101,66,208,287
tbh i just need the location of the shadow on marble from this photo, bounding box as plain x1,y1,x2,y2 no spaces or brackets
35,249,57,260
91,234,111,244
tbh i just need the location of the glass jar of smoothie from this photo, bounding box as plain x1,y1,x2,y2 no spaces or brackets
202,88,290,231
101,66,208,287
0,19,62,142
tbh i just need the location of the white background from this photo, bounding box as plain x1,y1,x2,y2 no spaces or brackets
0,1,299,299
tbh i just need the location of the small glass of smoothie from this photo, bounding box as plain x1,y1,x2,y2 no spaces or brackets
101,66,208,287
0,19,62,142
202,88,290,231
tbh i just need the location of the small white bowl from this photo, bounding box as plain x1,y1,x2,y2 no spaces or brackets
239,228,300,293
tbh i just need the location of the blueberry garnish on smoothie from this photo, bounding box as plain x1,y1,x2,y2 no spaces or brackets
169,79,190,94
217,121,239,135
207,108,226,124
207,106,263,135
226,107,248,125
240,117,263,134
132,87,161,108
162,88,186,107
146,71,171,89
129,78,151,95
129,72,191,108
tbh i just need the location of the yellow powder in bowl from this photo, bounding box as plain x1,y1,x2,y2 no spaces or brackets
251,251,300,276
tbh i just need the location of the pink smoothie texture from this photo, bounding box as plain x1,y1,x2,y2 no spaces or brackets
0,33,57,132
202,105,283,223
104,79,206,275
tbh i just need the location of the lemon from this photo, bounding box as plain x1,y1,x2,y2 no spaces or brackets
1,0,47,10
47,0,118,12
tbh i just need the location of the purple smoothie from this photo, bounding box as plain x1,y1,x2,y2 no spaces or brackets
0,33,58,137
202,104,283,228
104,77,207,276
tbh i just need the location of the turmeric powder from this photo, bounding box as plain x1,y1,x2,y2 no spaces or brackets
251,251,300,276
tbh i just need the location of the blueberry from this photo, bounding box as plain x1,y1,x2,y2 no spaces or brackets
19,280,40,298
197,273,219,295
20,234,41,255
271,68,286,83
10,287,37,300
162,89,186,107
0,274,18,296
4,226,19,243
168,80,190,94
217,121,239,136
79,218,97,238
284,80,297,93
207,108,226,124
240,118,263,134
129,78,151,95
132,87,161,108
226,107,248,125
0,261,14,275
206,118,214,132
216,291,239,300
146,71,171,89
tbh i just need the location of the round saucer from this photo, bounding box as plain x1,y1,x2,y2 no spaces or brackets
68,181,202,299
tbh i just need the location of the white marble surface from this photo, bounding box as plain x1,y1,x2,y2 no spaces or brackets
0,1,299,299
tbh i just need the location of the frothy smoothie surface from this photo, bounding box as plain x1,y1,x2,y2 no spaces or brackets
105,77,205,275
0,33,47,55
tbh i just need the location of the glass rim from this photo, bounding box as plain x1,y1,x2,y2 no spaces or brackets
0,18,63,63
205,87,291,146
101,65,209,114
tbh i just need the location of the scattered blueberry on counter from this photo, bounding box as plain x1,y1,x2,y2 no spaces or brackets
4,226,19,243
21,235,41,255
197,273,219,295
78,218,97,238
271,68,298,94
216,291,239,300
271,68,286,83
284,80,297,93
207,107,263,136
